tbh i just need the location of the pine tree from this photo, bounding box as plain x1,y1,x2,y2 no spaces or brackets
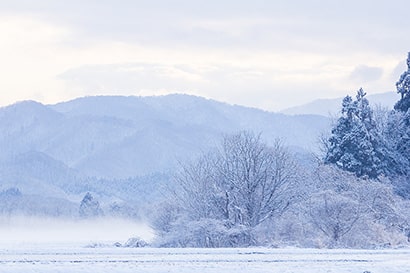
394,52,410,112
324,89,384,178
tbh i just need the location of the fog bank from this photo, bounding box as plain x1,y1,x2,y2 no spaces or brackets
0,216,154,246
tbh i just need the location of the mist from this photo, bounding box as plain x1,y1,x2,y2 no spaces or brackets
0,216,154,246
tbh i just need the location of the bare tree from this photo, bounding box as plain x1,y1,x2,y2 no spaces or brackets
309,190,360,243
217,132,300,228
306,164,408,247
159,131,301,246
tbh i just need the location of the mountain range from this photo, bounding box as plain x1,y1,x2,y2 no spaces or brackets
281,91,398,116
0,94,333,217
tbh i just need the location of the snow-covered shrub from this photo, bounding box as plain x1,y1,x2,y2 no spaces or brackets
124,237,148,248
154,217,255,248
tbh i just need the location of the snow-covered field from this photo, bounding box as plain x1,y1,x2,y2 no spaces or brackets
0,246,409,273
0,218,409,273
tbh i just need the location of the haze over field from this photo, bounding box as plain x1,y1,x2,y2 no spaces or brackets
0,216,154,245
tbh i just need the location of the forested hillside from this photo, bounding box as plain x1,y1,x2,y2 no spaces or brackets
0,94,329,218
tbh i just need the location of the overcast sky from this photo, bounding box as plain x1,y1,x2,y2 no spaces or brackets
0,0,409,111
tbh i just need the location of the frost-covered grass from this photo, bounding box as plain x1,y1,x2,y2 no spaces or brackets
0,245,409,273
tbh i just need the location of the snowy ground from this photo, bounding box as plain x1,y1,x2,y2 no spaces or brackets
0,245,409,273
0,218,409,273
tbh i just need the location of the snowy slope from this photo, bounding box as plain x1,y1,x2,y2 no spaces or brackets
0,94,330,216
49,94,330,177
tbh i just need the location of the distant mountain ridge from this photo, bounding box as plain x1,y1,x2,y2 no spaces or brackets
0,94,330,217
281,92,398,116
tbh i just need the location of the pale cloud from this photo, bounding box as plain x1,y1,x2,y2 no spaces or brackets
349,65,383,83
0,1,409,111
0,16,73,105
391,60,407,83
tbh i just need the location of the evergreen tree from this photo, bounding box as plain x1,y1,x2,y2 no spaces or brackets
385,52,410,178
384,110,410,176
79,192,103,218
394,52,410,112
324,89,384,178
